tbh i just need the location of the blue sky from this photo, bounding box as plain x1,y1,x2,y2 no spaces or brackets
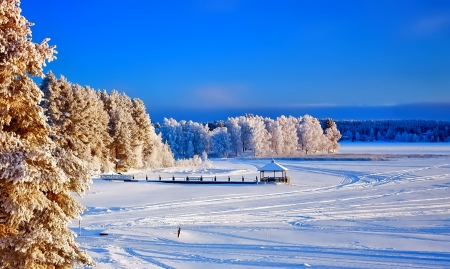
22,0,450,122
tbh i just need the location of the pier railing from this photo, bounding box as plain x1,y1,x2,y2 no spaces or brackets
152,175,258,183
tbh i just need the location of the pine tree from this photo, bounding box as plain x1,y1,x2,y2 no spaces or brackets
105,90,135,171
41,74,111,172
0,1,94,267
84,86,111,171
131,98,153,167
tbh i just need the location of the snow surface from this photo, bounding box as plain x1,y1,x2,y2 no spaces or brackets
73,143,450,268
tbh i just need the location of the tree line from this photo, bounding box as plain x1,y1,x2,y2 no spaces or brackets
158,114,342,158
336,120,450,142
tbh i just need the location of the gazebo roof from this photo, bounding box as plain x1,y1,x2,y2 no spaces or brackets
258,160,289,172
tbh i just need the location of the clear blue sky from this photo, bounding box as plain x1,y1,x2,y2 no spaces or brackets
22,0,450,122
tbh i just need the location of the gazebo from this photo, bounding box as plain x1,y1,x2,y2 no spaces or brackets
258,160,290,184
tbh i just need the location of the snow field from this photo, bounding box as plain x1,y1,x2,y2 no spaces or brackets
73,144,450,268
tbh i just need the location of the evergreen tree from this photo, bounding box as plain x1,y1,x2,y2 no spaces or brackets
104,90,135,171
130,98,153,168
0,1,94,267
41,75,111,172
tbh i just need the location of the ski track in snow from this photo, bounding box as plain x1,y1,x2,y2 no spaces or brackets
75,157,450,268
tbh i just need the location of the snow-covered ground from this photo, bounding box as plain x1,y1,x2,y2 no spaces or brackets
74,143,450,268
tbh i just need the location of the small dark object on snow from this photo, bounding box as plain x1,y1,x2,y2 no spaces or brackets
100,232,108,236
177,226,181,238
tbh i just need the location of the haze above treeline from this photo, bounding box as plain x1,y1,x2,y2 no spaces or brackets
148,103,450,124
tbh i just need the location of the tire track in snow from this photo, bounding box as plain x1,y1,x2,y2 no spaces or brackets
83,236,450,269
123,247,175,269
82,165,449,230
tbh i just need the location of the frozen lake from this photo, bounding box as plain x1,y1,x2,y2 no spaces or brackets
74,143,450,268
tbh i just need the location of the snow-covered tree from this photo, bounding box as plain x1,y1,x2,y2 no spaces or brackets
211,127,231,157
324,118,342,153
226,117,242,156
279,116,299,155
0,1,94,267
266,117,283,155
297,115,324,154
102,90,135,171
41,75,111,172
131,98,154,168
159,119,210,159
190,121,210,156
160,118,184,157
238,115,254,152
252,116,272,157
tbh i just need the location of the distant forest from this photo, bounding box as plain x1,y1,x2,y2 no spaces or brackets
334,120,450,142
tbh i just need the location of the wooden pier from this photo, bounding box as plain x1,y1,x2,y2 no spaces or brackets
100,174,138,182
146,175,258,184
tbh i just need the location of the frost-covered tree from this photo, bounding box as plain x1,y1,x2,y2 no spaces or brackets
266,118,283,155
0,1,94,267
252,116,271,157
238,115,254,152
226,117,242,156
131,98,153,168
297,115,324,154
160,119,210,159
324,118,342,153
41,75,111,172
279,116,298,155
189,121,210,156
102,90,135,171
211,127,231,157
160,118,184,157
